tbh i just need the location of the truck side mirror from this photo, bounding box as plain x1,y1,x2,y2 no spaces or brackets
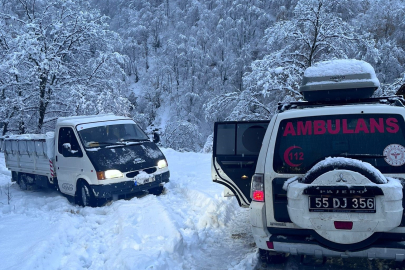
153,132,160,144
62,143,82,157
63,143,72,152
62,143,72,157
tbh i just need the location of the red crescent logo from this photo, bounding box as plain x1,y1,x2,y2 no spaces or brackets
283,146,303,167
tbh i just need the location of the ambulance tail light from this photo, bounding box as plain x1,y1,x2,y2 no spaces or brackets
266,241,274,250
251,173,264,202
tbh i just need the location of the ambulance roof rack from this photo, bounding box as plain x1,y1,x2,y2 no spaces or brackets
277,96,405,113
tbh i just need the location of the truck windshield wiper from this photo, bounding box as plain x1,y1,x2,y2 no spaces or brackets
95,141,126,146
120,139,149,142
336,153,386,158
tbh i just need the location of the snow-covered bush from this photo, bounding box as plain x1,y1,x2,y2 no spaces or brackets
202,134,213,153
161,121,203,152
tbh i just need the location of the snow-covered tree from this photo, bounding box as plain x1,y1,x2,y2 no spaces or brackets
249,0,375,95
0,0,131,134
1,0,405,151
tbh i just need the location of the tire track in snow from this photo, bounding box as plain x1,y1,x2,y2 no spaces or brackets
156,180,257,270
0,150,258,269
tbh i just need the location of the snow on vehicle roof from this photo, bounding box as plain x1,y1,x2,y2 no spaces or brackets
57,114,132,126
305,59,375,77
1,132,55,158
3,134,47,141
304,59,380,87
77,119,136,130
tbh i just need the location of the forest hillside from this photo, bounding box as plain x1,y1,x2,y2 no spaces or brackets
1,0,404,151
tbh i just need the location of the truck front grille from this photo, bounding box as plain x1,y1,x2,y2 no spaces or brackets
126,167,157,178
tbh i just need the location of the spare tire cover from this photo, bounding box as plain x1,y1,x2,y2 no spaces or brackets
286,159,403,250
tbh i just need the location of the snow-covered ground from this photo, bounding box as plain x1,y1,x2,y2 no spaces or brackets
0,149,257,270
0,149,400,270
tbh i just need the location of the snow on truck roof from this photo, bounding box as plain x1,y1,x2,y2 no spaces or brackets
56,114,132,126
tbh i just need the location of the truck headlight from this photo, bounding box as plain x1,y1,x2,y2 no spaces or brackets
97,170,124,180
157,159,168,169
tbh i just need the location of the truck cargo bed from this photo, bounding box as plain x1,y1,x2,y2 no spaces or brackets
0,133,55,178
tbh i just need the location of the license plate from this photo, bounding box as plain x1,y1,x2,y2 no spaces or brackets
134,176,155,186
144,176,155,184
309,196,376,213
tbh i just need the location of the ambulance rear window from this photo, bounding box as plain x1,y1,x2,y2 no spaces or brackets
273,114,405,174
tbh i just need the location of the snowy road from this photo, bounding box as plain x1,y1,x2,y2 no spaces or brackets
0,150,402,270
0,150,257,270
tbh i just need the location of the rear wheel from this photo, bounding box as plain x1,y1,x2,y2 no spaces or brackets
17,174,28,190
18,176,28,190
77,181,96,207
149,186,164,196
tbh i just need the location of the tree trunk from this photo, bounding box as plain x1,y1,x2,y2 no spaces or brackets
2,122,8,136
145,43,149,70
37,72,48,133
308,1,322,67
19,120,25,134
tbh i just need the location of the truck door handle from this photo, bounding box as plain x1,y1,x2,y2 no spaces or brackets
56,156,58,162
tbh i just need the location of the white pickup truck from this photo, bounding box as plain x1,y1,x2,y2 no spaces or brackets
212,60,405,263
0,114,170,206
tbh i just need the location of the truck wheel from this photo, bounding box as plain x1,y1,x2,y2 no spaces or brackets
77,181,96,207
18,175,28,190
149,186,164,196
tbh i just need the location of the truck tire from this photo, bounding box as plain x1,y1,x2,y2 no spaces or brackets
149,186,164,196
18,175,28,190
77,181,96,207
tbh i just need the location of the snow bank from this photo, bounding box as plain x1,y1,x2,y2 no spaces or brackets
0,150,256,269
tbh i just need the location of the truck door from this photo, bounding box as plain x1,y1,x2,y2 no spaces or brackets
55,127,84,196
212,121,269,207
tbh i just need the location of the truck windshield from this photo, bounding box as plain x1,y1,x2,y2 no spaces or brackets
273,113,405,174
77,123,149,148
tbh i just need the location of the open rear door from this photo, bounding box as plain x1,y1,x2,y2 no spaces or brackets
212,121,269,207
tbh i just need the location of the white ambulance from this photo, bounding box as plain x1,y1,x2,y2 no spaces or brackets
212,60,405,262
